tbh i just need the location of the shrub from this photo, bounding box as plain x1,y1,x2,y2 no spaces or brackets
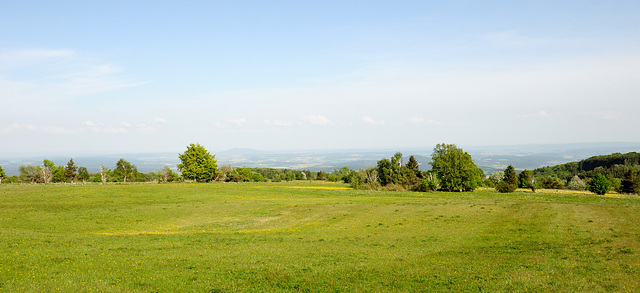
567,175,586,191
496,181,517,193
589,173,611,195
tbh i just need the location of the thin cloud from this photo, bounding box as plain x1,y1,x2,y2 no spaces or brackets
230,118,247,126
303,115,334,126
361,116,385,126
264,120,292,127
154,117,168,123
410,117,444,125
584,111,620,120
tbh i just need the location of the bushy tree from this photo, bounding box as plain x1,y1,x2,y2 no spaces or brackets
429,143,483,192
19,165,39,183
567,175,586,191
518,170,532,188
488,172,504,186
377,158,393,186
589,173,611,195
496,165,518,193
78,167,90,183
621,170,639,194
177,143,218,182
114,159,135,183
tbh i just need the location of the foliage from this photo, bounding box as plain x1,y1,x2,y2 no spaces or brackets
429,143,483,191
567,175,586,191
621,170,639,194
518,170,532,188
65,158,78,183
539,176,565,189
589,173,611,195
177,143,218,182
488,172,504,186
77,167,90,182
114,158,136,183
19,165,39,183
0,165,5,183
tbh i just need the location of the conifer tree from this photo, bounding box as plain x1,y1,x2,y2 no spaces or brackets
65,158,78,183
621,170,639,194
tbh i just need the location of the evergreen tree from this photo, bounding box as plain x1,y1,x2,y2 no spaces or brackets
65,158,78,183
496,165,518,193
518,170,532,188
589,173,611,195
406,155,420,173
621,170,639,194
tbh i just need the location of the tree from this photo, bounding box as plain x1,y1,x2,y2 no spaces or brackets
518,170,532,188
589,173,611,195
496,165,518,193
158,166,176,183
177,143,218,182
621,170,639,194
65,158,78,183
114,159,134,183
19,165,39,183
567,175,586,191
429,143,483,192
100,165,110,184
77,167,90,183
376,158,393,186
39,160,55,183
488,172,505,186
0,165,5,184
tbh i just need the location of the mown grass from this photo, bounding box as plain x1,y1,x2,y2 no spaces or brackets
1,181,640,292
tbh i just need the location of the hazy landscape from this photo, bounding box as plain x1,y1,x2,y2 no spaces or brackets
3,1,640,292
2,142,638,176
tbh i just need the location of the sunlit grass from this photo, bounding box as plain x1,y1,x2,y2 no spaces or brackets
1,182,639,292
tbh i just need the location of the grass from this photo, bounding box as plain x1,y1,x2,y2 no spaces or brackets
1,181,640,292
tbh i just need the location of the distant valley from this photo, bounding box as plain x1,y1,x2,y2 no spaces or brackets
1,142,639,176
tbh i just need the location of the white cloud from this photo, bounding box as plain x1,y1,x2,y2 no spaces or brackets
136,124,156,133
119,121,132,127
264,120,292,127
230,118,247,126
303,115,334,126
361,116,385,126
521,110,552,118
154,117,167,123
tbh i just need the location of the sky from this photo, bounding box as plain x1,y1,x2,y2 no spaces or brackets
1,1,639,156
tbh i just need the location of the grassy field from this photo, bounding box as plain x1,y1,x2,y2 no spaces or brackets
1,182,640,292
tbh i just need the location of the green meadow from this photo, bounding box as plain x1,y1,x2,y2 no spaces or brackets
1,182,640,292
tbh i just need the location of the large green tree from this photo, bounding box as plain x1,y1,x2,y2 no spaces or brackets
589,173,611,195
114,159,135,183
177,143,218,182
429,143,483,192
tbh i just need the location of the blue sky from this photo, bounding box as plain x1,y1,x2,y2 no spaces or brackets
1,1,639,155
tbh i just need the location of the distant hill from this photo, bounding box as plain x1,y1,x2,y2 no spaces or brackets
533,152,640,181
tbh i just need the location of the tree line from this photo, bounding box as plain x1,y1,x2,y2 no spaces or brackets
0,144,638,195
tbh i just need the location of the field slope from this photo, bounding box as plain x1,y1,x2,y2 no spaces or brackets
1,182,640,292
